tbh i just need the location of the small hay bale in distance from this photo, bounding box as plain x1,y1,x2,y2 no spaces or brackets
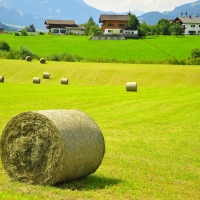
43,72,50,79
25,56,32,61
126,82,137,92
0,76,4,82
61,78,68,85
33,77,40,84
40,58,46,64
0,110,105,185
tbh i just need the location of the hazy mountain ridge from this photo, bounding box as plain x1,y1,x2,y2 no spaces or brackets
0,0,200,30
139,0,200,25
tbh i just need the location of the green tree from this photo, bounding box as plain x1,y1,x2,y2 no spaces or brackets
151,24,161,36
157,18,171,35
20,29,28,36
170,22,183,36
25,24,36,32
88,25,103,36
0,40,10,51
84,17,96,36
127,11,140,29
138,22,150,38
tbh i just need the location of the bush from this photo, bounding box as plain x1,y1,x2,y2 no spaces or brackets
46,54,61,61
196,57,200,65
191,48,200,59
15,32,20,36
0,40,10,52
20,29,28,36
6,48,20,59
19,46,33,59
179,59,187,65
0,50,7,58
167,57,179,65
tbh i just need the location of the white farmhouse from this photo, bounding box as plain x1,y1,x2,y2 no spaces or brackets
174,16,200,35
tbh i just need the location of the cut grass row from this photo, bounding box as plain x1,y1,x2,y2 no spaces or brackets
0,34,199,62
0,60,200,199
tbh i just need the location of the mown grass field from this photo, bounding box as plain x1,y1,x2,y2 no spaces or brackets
0,59,200,199
0,34,199,62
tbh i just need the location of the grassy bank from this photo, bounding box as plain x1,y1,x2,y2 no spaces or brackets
0,34,199,62
0,60,200,199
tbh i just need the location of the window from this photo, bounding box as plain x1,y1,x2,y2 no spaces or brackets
108,23,114,26
188,30,196,34
118,24,124,27
191,25,195,28
108,30,112,32
53,29,59,33
60,30,66,33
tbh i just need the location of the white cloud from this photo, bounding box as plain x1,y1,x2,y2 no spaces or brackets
17,10,23,17
83,0,197,12
55,9,61,14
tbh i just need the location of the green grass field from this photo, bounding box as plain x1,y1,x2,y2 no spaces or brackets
0,59,200,199
0,34,199,62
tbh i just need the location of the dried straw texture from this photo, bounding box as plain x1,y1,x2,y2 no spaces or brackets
0,76,4,82
33,77,40,84
61,78,68,84
0,110,105,186
43,72,50,79
25,56,32,61
40,58,46,64
126,82,137,92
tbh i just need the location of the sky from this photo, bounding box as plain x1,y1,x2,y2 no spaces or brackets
83,0,198,13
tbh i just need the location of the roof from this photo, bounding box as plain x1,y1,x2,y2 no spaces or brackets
45,19,77,25
99,14,130,23
66,25,85,30
176,16,200,24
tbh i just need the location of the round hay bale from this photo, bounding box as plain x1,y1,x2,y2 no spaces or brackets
40,58,46,64
126,82,137,92
0,110,105,185
0,76,4,82
33,77,40,84
43,72,50,79
25,56,32,61
61,78,68,84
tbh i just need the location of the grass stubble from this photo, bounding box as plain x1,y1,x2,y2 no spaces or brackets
0,60,200,199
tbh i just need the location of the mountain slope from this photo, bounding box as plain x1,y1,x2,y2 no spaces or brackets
0,0,112,30
138,12,175,25
139,0,200,25
1,0,200,29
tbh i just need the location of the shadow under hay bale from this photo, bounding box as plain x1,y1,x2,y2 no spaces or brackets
0,110,105,186
0,76,4,82
40,58,46,64
43,72,50,79
61,78,68,84
25,56,32,61
33,77,40,84
126,82,137,92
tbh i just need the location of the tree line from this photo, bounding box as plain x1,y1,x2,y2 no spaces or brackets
1,14,183,37
82,12,183,37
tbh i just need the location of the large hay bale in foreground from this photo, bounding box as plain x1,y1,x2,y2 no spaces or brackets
126,82,137,92
43,72,50,79
40,58,46,64
33,77,40,84
0,76,4,82
25,56,32,61
61,78,68,84
0,110,105,185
